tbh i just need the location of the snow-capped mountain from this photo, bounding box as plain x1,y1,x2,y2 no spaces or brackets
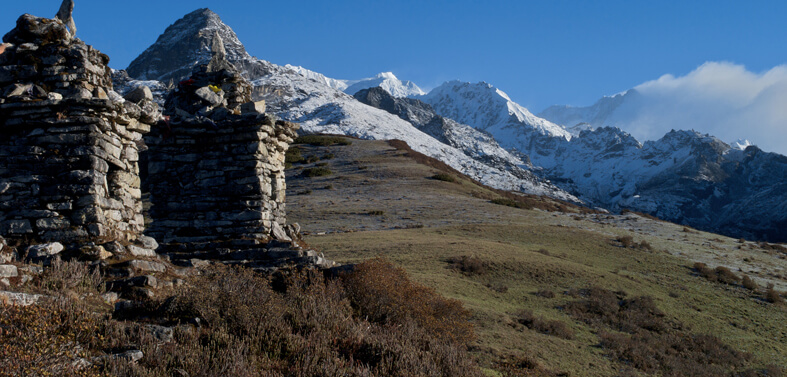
415,80,787,241
283,66,425,98
354,87,537,176
119,7,787,242
538,89,640,131
119,8,576,202
419,81,571,156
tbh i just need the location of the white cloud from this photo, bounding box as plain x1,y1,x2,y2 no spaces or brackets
620,62,787,155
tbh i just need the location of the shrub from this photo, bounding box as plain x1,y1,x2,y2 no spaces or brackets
566,287,752,376
514,310,574,340
616,236,635,248
742,275,758,290
342,258,475,346
366,210,385,216
447,255,489,276
637,240,653,251
765,287,784,304
285,146,305,164
0,301,107,377
535,248,551,256
295,135,352,146
301,167,332,177
714,266,741,285
491,198,534,210
535,289,556,299
431,173,457,183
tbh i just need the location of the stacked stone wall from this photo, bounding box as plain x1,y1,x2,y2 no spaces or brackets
0,13,157,254
145,114,296,252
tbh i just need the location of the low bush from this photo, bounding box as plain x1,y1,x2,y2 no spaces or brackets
106,263,482,376
301,167,332,177
342,258,475,346
566,287,752,376
535,289,556,299
366,210,385,216
765,287,784,304
742,275,758,290
295,135,352,146
285,146,305,164
617,236,635,248
446,255,488,276
514,310,574,340
431,173,457,183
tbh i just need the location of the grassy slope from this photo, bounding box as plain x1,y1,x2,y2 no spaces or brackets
287,136,787,376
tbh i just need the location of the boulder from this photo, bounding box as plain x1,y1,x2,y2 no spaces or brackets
240,100,266,115
25,242,64,259
0,264,18,278
194,86,223,107
124,85,153,103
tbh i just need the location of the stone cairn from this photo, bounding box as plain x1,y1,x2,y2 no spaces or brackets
0,8,170,294
145,33,335,273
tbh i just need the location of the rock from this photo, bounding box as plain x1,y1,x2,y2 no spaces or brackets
0,251,14,264
1,220,33,234
127,245,156,257
240,100,266,114
124,86,153,103
3,14,71,45
94,87,109,100
80,245,112,260
136,235,159,250
0,264,18,278
25,242,64,259
101,291,119,304
0,291,43,306
126,260,166,273
271,222,292,242
47,92,63,100
5,83,32,97
113,350,143,363
55,0,77,37
194,86,223,107
146,325,174,343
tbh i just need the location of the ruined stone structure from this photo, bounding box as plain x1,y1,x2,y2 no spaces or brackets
143,35,332,271
0,12,159,257
0,4,334,277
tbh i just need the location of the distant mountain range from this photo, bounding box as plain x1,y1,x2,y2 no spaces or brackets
115,8,787,242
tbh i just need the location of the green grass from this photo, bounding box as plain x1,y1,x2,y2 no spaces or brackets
304,224,787,376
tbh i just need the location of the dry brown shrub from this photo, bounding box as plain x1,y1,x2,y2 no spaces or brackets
0,300,108,377
342,258,475,346
742,275,758,290
765,287,784,304
446,255,488,276
616,236,635,248
567,287,752,376
514,310,574,340
535,289,556,299
714,266,741,285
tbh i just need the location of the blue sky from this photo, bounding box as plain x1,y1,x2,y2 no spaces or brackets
2,0,784,111
3,1,787,153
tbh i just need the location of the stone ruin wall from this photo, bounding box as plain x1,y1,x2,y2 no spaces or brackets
0,10,332,274
0,14,159,257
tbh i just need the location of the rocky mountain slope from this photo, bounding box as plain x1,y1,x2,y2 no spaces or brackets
118,8,787,242
419,80,787,242
118,8,576,201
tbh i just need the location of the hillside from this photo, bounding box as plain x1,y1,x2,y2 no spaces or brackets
286,135,787,375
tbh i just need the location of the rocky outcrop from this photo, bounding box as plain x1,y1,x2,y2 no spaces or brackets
0,11,158,257
126,8,270,83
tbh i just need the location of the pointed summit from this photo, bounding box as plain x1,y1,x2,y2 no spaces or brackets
126,8,252,82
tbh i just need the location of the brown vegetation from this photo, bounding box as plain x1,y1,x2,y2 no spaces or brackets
565,287,755,376
513,310,574,340
446,255,489,276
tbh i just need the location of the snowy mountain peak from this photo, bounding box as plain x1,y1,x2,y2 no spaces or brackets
126,8,252,82
421,80,572,150
731,139,754,151
344,72,425,98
